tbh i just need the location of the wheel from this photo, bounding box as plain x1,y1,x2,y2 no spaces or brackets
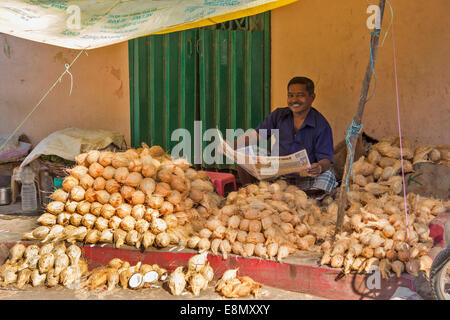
430,246,450,300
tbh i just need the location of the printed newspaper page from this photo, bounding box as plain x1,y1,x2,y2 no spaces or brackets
218,132,310,180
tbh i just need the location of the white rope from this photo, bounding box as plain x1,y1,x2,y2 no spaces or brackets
61,63,73,96
0,49,88,152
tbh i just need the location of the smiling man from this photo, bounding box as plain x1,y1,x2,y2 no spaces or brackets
236,76,336,198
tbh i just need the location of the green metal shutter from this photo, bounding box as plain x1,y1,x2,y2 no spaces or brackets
129,30,197,157
128,12,271,169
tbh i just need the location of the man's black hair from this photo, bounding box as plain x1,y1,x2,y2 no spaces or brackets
287,77,315,95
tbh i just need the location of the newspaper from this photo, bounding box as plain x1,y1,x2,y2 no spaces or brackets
218,132,310,180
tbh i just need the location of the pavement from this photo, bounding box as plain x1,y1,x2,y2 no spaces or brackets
0,282,326,300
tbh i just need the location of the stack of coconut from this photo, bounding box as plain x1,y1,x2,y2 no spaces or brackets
316,135,450,278
24,144,223,250
84,258,168,291
413,143,449,167
215,268,262,298
0,242,88,289
167,251,262,298
168,251,214,296
185,180,337,261
321,192,448,279
347,136,450,199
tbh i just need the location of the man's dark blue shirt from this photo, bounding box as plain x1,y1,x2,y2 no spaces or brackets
255,107,334,164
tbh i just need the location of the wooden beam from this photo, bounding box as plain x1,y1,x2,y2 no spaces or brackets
335,0,387,235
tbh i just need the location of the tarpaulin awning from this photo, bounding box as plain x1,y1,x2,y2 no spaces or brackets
0,0,297,50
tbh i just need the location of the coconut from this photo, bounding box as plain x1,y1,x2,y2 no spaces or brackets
75,153,88,166
102,166,116,180
125,172,143,188
70,186,86,202
111,153,130,168
155,232,170,247
84,188,97,203
81,213,97,229
96,190,110,205
62,176,79,192
46,201,65,215
131,190,146,205
108,216,122,229
114,167,129,184
120,216,136,232
101,204,116,219
105,179,121,194
50,189,69,202
109,192,124,208
88,162,104,179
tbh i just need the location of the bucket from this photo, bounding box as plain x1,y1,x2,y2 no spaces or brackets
0,187,11,205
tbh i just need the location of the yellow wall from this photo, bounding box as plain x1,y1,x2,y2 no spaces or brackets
271,0,450,146
0,35,130,147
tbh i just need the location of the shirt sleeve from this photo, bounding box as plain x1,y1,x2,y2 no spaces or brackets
255,110,278,140
314,123,334,163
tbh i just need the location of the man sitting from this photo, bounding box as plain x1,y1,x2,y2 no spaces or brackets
235,76,336,199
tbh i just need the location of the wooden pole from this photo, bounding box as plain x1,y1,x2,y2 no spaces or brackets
335,0,386,235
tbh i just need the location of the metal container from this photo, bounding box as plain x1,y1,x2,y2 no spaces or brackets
0,187,11,205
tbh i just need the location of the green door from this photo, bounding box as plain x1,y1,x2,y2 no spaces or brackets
128,12,271,169
129,30,197,158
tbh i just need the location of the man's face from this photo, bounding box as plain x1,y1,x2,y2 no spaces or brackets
287,83,315,114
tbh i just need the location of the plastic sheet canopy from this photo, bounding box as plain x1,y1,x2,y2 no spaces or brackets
0,0,297,49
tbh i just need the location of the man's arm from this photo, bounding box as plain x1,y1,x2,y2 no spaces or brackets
229,109,278,150
232,130,260,149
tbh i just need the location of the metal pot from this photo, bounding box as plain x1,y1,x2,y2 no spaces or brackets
0,187,11,205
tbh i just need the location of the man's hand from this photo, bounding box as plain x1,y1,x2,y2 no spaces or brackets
306,162,322,178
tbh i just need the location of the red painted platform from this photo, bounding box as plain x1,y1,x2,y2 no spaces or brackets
2,241,416,300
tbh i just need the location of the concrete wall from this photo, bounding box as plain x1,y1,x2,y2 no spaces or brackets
271,0,450,146
2,0,449,151
0,35,130,147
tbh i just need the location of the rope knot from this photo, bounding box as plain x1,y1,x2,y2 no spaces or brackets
344,120,363,194
64,63,73,96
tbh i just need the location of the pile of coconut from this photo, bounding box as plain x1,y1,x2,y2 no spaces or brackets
186,180,337,261
84,258,168,291
168,251,214,296
24,143,223,250
215,268,262,298
168,251,262,298
318,135,449,277
320,191,448,278
0,242,88,289
348,136,449,198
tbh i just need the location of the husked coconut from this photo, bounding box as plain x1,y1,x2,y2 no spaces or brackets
168,266,186,295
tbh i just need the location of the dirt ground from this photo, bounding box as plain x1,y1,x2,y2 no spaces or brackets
0,282,326,300
0,214,39,243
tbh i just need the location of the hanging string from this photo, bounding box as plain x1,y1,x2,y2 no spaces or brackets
389,0,412,272
344,120,363,194
0,49,88,153
61,63,74,96
367,1,394,102
380,0,394,47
